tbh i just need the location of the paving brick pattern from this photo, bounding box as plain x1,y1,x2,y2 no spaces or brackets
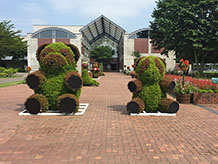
0,72,217,164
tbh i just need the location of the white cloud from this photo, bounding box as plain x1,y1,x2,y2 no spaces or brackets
21,2,43,14
47,0,155,21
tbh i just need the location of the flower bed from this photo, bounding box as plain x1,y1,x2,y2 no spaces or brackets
164,74,218,104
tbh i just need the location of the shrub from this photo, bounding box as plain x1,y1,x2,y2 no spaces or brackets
198,89,208,93
0,67,6,73
3,69,13,77
207,89,214,93
0,73,8,77
9,68,17,74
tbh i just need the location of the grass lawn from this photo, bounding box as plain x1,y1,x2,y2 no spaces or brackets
0,80,25,88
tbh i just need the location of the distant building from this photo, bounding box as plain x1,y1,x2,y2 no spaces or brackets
0,56,27,70
26,15,176,73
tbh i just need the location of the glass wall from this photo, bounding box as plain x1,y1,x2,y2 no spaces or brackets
32,28,76,39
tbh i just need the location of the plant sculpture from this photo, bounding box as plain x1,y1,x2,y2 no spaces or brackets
127,56,179,113
98,63,105,76
82,63,99,86
25,42,82,114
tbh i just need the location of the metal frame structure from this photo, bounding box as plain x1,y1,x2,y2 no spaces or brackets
80,15,125,46
31,27,77,39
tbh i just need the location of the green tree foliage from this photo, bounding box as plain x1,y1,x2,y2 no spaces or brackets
131,51,140,59
0,20,27,59
150,0,218,75
90,46,113,67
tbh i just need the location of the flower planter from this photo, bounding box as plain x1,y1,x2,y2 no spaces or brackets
192,93,218,104
180,66,188,71
176,94,191,104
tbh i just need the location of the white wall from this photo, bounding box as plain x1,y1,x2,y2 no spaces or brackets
27,34,39,72
123,33,134,69
123,36,176,72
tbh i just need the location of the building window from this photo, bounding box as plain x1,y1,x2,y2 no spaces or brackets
136,30,149,38
39,30,52,38
129,29,150,39
32,28,76,39
56,30,68,38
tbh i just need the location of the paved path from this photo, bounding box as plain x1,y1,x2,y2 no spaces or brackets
0,73,27,84
0,73,217,164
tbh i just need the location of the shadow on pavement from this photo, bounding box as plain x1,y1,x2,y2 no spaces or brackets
107,104,129,115
15,104,25,112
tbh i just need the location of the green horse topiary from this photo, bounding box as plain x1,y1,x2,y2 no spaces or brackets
127,56,179,113
25,42,82,114
82,63,99,86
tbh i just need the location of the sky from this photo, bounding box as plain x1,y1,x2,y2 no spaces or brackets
0,0,157,35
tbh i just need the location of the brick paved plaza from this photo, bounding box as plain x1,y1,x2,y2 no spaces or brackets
0,73,217,164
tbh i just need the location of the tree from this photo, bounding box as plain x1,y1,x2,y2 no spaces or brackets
131,51,140,59
0,20,27,60
90,46,113,69
150,0,218,75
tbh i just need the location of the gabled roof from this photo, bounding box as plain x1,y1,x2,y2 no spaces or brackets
80,15,125,45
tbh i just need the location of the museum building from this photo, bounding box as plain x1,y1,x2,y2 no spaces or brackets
26,15,176,73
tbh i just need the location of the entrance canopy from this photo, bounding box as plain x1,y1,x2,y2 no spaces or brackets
80,15,125,46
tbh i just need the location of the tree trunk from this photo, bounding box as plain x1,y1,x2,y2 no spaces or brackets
199,53,205,77
194,51,200,74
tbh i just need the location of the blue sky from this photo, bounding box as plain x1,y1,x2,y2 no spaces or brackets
0,0,156,35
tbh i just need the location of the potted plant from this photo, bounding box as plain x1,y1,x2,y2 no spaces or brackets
92,62,100,78
178,59,189,86
174,80,198,103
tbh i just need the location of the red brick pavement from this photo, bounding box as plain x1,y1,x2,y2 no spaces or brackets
0,72,217,164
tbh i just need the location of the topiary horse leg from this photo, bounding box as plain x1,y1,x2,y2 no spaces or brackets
158,98,179,113
127,97,145,113
25,94,48,114
57,94,79,113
